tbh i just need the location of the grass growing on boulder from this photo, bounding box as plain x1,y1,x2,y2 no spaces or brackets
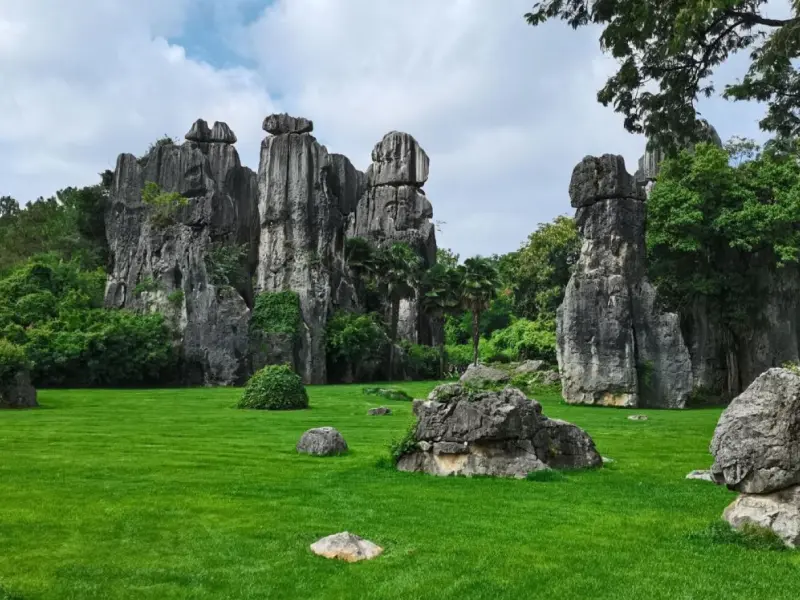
362,387,413,402
251,291,301,337
238,364,308,410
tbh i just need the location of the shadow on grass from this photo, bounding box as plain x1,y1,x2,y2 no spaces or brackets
688,520,788,552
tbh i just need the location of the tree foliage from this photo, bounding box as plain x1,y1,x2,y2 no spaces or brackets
251,291,302,337
526,1,800,150
459,257,500,365
238,364,309,410
647,139,800,328
325,311,388,382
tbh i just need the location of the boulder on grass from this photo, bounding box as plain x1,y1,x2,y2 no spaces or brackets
368,407,392,416
0,371,38,409
310,532,383,562
459,363,510,387
297,427,348,456
723,485,800,548
396,383,601,478
710,368,800,494
515,360,545,375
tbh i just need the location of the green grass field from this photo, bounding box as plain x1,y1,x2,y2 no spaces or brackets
1,383,798,599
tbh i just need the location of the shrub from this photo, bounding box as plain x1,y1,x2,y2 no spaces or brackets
141,181,188,227
484,317,557,364
205,243,248,287
251,291,301,337
0,339,29,385
326,311,387,380
362,387,413,401
388,422,419,465
167,289,184,308
134,276,161,296
239,364,309,410
400,342,440,380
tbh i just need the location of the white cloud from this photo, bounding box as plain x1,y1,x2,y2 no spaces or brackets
0,0,790,257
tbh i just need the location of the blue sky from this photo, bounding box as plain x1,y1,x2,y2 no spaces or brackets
0,0,793,258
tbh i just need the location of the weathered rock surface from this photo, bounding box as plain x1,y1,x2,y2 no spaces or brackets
459,363,510,387
557,154,692,408
515,360,545,375
686,470,714,482
627,415,648,421
723,485,800,548
210,121,237,144
105,122,258,385
255,122,351,384
347,131,437,345
396,384,601,478
296,427,348,456
368,407,392,416
310,532,383,562
262,113,313,135
710,368,800,494
0,371,38,409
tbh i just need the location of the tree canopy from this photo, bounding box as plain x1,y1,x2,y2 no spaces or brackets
526,1,800,151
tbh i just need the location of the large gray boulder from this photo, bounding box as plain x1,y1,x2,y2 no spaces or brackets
556,154,692,408
104,120,258,385
396,384,601,478
0,371,38,409
723,485,800,548
710,368,800,494
368,131,429,187
310,532,383,562
262,113,313,135
459,363,510,387
296,427,348,456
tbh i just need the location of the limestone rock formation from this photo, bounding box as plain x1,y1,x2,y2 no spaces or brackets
310,532,383,562
105,119,258,385
255,121,352,383
723,485,800,548
210,121,237,144
396,384,601,478
515,360,545,375
0,371,38,409
459,363,510,387
263,113,313,135
710,368,800,494
296,427,348,456
348,132,437,344
556,154,693,408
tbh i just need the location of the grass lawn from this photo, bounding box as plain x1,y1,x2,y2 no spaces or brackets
1,382,798,599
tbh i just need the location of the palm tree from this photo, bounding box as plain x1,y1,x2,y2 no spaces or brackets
374,242,421,379
420,263,462,377
460,257,500,365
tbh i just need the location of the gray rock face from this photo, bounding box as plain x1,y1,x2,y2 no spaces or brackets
0,371,38,409
210,121,237,144
396,384,601,478
105,125,258,385
310,532,383,562
459,363,510,387
368,131,429,187
296,427,348,456
347,131,437,344
368,406,392,416
185,118,212,142
710,368,800,494
255,125,352,384
262,113,313,135
557,154,692,408
723,485,800,548
515,360,545,375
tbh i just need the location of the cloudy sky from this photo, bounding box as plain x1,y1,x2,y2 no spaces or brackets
0,0,791,258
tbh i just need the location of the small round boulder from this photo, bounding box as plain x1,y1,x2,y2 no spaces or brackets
297,427,348,456
368,407,392,416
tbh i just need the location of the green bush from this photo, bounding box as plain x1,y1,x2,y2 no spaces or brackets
0,339,29,384
133,276,161,296
326,311,387,381
388,422,419,465
484,318,557,364
401,342,440,380
167,289,184,308
239,364,309,410
205,243,248,287
141,181,188,227
251,291,301,337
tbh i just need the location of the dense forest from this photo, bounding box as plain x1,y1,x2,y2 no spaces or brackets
1,134,799,388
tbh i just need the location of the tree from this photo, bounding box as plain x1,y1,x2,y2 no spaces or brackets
436,247,460,269
420,263,462,376
374,242,422,378
525,2,800,151
345,237,376,299
0,196,20,220
512,215,580,321
459,257,500,365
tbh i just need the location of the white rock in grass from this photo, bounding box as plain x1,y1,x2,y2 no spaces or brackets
310,532,383,562
686,470,714,482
